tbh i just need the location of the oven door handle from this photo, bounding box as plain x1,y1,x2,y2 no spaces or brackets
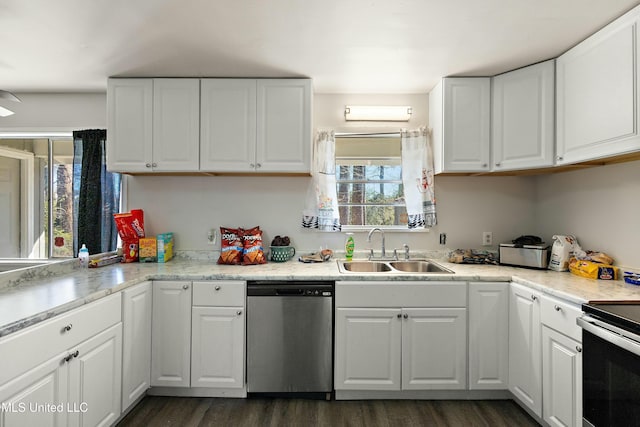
578,315,640,357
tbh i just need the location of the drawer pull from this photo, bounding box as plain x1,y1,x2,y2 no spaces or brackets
531,295,538,301
215,286,221,291
237,310,243,316
397,314,402,319
576,345,582,353
554,305,562,312
183,284,189,290
403,314,409,319
62,324,73,333
63,351,79,363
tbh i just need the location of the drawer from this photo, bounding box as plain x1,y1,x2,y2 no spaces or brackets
0,292,121,384
192,281,245,307
336,281,467,308
540,294,582,342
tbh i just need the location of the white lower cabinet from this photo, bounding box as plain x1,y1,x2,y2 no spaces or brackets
468,282,509,390
151,281,192,387
121,281,152,411
334,281,467,392
508,282,542,417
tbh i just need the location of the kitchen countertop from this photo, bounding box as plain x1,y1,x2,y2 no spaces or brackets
1,256,640,338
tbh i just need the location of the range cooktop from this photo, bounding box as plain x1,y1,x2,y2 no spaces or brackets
583,302,640,335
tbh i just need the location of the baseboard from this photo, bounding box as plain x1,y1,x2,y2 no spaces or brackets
147,386,247,398
335,389,511,400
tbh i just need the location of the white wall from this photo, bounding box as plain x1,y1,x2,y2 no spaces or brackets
534,160,640,268
0,93,106,132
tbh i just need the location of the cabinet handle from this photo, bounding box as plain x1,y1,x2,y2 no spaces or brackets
403,314,409,319
556,156,563,161
397,314,402,319
152,163,157,168
482,163,488,168
237,310,243,316
145,163,151,168
63,351,79,363
531,295,537,301
495,163,501,167
250,163,255,168
62,324,73,333
72,350,79,359
256,163,262,169
214,286,221,291
182,284,189,290
554,305,562,312
576,345,582,353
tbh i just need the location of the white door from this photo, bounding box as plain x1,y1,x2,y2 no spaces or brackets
106,78,153,172
442,77,491,172
0,156,20,257
334,308,402,391
122,281,152,411
556,8,640,164
67,323,122,427
191,306,245,388
509,283,542,417
256,79,311,173
152,79,200,171
151,281,192,388
402,308,467,390
0,352,68,427
200,79,257,172
492,60,555,171
542,326,583,427
468,282,509,390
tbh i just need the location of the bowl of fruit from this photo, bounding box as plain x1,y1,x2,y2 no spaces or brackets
270,236,295,262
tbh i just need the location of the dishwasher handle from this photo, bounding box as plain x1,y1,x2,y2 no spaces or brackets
276,288,305,296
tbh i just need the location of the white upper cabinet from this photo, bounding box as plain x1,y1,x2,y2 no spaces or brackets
107,79,153,172
429,77,491,173
107,78,200,172
556,6,640,164
152,79,200,171
256,79,312,173
492,60,555,171
200,79,257,172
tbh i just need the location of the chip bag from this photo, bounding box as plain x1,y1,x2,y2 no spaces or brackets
217,227,243,265
569,257,619,280
242,226,267,265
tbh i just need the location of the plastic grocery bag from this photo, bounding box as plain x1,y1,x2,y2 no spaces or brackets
548,235,580,272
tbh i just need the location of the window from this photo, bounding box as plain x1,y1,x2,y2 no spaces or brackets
335,134,407,227
0,136,106,259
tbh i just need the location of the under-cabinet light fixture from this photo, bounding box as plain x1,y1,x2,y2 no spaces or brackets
0,90,21,117
344,105,412,122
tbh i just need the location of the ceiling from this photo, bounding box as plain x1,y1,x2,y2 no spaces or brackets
1,0,639,94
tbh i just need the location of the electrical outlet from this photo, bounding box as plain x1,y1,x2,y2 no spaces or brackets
482,231,492,246
207,229,217,245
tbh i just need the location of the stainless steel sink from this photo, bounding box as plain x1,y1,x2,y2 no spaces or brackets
338,259,453,274
341,261,392,272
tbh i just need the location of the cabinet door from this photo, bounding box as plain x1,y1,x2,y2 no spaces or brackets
191,307,245,388
67,323,122,427
509,283,542,417
492,60,555,171
122,281,152,411
401,308,467,390
256,79,311,173
0,352,68,427
334,308,402,391
200,79,257,172
152,79,200,171
151,281,192,388
556,8,640,164
468,282,509,390
542,326,582,427
107,78,153,172
441,77,491,172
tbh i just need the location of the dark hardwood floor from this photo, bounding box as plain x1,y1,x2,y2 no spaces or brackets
117,397,540,427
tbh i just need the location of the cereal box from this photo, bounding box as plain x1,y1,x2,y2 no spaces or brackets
157,232,174,263
139,237,157,262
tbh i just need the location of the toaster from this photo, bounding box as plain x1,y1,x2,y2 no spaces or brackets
500,238,550,269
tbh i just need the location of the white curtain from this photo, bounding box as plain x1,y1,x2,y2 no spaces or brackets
401,127,437,228
301,130,341,231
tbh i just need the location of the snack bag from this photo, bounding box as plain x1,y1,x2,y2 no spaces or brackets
217,227,243,265
549,235,579,272
122,238,139,263
569,257,619,280
242,226,267,265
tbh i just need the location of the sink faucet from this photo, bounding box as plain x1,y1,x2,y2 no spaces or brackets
367,228,386,259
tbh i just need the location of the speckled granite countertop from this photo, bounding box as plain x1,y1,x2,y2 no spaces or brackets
1,256,639,338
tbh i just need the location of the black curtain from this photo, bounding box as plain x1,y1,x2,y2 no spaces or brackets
73,129,121,256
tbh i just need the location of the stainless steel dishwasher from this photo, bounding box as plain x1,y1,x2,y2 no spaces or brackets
246,281,334,397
